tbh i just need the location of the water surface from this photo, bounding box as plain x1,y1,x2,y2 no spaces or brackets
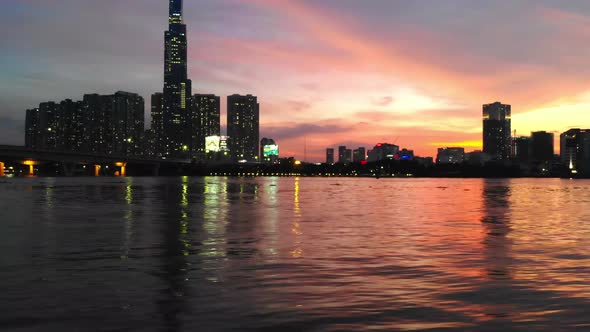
2,177,590,331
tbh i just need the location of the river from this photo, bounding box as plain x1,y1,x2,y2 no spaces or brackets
2,177,590,331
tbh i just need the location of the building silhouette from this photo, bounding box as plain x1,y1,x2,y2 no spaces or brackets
151,93,164,157
338,146,349,163
353,147,366,163
38,101,61,150
25,108,41,149
191,94,220,159
227,94,260,161
162,0,192,158
531,131,554,162
483,102,511,160
367,143,399,162
326,148,334,164
511,136,531,162
561,129,590,175
436,147,465,164
25,92,144,156
59,99,85,152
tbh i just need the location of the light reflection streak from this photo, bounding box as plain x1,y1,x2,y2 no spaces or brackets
263,177,279,256
179,177,191,257
200,177,227,259
122,177,134,259
290,177,303,258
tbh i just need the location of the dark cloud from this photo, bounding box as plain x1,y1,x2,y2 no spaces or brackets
262,122,352,140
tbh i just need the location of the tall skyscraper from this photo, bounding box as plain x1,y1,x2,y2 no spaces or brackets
162,0,192,158
227,94,260,161
326,148,335,164
191,94,220,159
483,102,511,160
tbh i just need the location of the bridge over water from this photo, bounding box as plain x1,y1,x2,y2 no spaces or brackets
0,145,194,176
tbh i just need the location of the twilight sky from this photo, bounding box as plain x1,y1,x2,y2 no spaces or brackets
2,0,590,160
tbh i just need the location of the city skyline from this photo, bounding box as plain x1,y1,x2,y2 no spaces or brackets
2,1,590,161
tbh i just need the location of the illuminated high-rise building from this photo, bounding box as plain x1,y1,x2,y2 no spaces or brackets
59,99,84,152
561,129,590,175
25,108,41,149
162,0,192,158
38,101,61,150
112,91,145,156
227,94,260,161
483,102,511,160
151,93,164,157
191,94,220,159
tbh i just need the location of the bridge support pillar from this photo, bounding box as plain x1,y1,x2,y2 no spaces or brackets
62,163,75,177
23,160,37,177
0,162,4,177
115,162,127,177
152,164,160,177
94,165,101,177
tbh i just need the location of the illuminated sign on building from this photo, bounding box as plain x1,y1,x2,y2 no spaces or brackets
205,136,221,153
263,144,279,157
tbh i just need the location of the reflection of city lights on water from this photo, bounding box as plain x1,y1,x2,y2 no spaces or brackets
291,177,303,258
125,178,133,205
290,248,303,258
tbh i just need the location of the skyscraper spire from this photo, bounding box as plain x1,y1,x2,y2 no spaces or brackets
169,0,182,25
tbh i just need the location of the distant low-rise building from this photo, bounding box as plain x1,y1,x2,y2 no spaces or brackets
465,150,491,166
436,147,465,164
353,147,366,163
367,143,399,162
398,149,414,160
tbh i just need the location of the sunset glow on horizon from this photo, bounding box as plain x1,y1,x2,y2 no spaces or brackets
2,0,590,160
